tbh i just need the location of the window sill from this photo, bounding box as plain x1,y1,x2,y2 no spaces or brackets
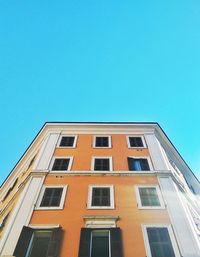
87,206,115,210
93,146,112,149
128,147,147,149
56,146,76,149
35,206,64,210
138,206,165,210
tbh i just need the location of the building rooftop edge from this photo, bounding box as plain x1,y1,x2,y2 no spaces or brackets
1,121,199,189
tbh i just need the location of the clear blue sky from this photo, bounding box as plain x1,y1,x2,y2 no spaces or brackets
0,0,200,184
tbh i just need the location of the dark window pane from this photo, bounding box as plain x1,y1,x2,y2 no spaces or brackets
94,159,110,171
95,137,109,147
59,136,75,147
40,188,63,207
28,231,51,257
139,188,160,207
129,137,143,147
52,159,70,171
91,231,109,257
92,188,110,206
147,228,176,257
140,159,150,171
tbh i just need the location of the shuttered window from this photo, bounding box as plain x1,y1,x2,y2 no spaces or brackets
94,159,110,171
147,227,176,257
40,188,63,207
14,227,62,257
91,230,110,257
139,188,160,207
59,136,75,147
128,157,150,171
92,187,110,207
78,228,123,257
95,137,109,147
52,158,70,171
129,137,144,147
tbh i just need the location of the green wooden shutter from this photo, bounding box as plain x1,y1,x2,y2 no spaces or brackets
46,228,63,257
110,228,123,257
78,228,92,257
127,157,134,171
13,226,34,257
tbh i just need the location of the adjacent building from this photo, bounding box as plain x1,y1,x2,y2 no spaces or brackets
0,122,200,257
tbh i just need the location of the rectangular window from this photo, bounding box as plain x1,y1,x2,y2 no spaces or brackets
92,188,110,207
52,159,69,171
128,157,150,171
142,226,180,257
50,157,73,171
92,157,112,171
88,185,114,209
127,136,146,148
36,185,67,210
14,227,62,257
58,135,77,148
94,159,110,171
40,188,63,207
136,185,165,209
78,228,123,257
139,188,160,206
94,136,111,148
91,230,110,257
27,231,52,257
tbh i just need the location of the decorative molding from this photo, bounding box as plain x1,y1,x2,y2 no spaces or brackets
83,215,119,228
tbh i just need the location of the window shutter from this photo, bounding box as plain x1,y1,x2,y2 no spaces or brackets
110,228,123,257
46,228,63,257
141,159,150,171
13,226,34,257
78,228,92,257
127,157,134,171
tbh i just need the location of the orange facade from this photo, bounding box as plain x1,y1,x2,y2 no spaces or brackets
54,134,150,171
30,134,171,257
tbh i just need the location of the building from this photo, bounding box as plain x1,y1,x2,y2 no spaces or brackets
0,122,200,257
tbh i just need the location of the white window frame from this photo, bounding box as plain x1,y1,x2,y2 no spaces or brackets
142,224,181,257
57,135,78,148
87,185,115,209
135,185,165,209
90,230,111,257
91,156,113,171
36,185,67,210
49,156,73,172
93,136,112,148
128,156,153,171
127,135,146,148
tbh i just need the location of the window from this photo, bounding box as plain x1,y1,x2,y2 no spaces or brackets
49,157,73,171
0,213,9,232
3,178,18,201
128,157,151,171
14,226,62,257
91,230,110,257
58,136,77,148
88,185,114,209
36,185,67,209
135,185,165,209
92,157,112,171
93,136,111,148
78,228,123,257
142,225,180,257
127,136,146,148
